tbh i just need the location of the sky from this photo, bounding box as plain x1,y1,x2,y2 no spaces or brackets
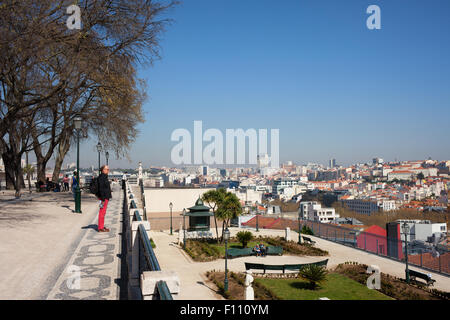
64,0,450,169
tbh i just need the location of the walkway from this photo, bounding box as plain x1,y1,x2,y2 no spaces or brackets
46,183,123,299
0,189,99,299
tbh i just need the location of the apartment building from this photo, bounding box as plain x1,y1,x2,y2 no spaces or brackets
299,201,339,223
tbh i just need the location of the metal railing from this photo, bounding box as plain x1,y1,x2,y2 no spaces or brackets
156,281,173,300
134,210,142,222
123,180,173,300
248,216,449,276
138,223,161,272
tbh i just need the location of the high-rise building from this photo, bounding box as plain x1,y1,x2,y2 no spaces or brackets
329,158,336,169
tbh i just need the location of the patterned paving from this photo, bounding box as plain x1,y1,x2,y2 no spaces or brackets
46,186,122,300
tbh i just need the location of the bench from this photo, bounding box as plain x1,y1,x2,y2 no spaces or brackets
245,259,328,274
227,246,283,259
409,269,436,287
302,236,316,245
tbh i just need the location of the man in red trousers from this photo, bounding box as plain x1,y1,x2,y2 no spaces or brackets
97,165,112,232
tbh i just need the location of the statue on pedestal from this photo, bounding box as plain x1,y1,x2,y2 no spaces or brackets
245,270,254,300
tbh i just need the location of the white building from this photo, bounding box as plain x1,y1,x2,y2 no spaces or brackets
397,220,447,242
299,201,339,223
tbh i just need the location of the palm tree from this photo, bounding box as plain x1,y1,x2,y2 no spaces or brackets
216,192,242,242
202,188,227,242
298,264,328,290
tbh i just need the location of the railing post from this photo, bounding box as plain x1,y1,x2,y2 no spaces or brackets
364,233,367,251
439,254,442,273
335,229,337,242
420,252,423,267
376,239,379,255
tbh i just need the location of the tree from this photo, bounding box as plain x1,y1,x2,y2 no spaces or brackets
202,188,227,242
22,164,35,192
216,192,242,242
0,0,178,193
417,173,425,180
298,265,328,290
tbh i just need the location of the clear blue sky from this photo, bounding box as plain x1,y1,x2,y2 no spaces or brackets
71,0,450,169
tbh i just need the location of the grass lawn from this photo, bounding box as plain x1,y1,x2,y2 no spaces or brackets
254,273,393,300
209,241,270,256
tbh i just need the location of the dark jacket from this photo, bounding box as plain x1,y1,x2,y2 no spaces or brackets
97,173,112,200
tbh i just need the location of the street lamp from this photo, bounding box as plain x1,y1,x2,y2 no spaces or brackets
182,208,187,250
223,227,230,292
74,116,82,213
96,142,102,174
169,202,173,235
402,222,411,284
105,151,109,166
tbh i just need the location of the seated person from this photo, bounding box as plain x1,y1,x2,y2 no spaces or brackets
37,180,45,191
253,244,261,257
45,178,53,191
53,182,61,192
259,243,266,256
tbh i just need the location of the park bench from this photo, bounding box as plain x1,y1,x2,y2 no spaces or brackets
226,246,283,259
409,269,436,287
245,259,329,274
302,236,316,245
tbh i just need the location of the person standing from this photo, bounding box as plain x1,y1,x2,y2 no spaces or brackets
63,175,70,191
122,171,127,190
97,165,112,232
71,171,79,200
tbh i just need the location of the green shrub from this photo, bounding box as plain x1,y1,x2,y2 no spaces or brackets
301,225,314,235
298,264,328,289
236,231,254,248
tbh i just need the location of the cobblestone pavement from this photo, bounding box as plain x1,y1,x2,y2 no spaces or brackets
46,185,123,300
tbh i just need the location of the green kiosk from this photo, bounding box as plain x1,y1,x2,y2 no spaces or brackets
183,198,214,232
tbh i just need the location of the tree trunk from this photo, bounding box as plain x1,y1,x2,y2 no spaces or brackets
1,152,25,194
212,209,219,243
35,159,47,184
2,153,16,190
52,136,71,183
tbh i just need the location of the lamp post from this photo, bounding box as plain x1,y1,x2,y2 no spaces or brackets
223,227,230,292
96,142,102,174
182,208,186,250
105,151,109,166
74,116,82,213
256,212,259,232
402,222,411,284
169,202,173,235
